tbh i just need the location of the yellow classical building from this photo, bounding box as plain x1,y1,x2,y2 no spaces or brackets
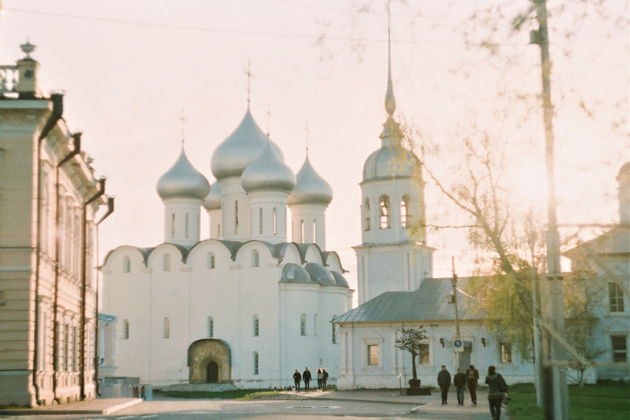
0,42,113,406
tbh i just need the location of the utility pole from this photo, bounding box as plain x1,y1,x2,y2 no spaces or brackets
530,0,569,418
528,218,543,407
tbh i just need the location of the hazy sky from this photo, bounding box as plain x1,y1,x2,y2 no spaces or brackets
1,0,628,287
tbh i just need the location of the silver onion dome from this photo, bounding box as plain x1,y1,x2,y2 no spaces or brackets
241,143,296,193
203,182,221,210
157,149,211,200
362,144,420,181
288,156,333,206
211,109,284,180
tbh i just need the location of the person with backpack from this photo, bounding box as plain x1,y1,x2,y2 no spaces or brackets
465,364,480,405
322,368,329,390
485,365,509,420
453,368,466,406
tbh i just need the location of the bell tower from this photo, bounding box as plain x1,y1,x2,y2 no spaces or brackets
354,14,434,304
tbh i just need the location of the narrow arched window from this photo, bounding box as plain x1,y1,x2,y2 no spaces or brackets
364,198,371,231
123,256,131,273
300,219,305,242
272,208,278,235
123,319,130,340
170,213,175,239
251,250,259,268
253,315,260,337
207,252,215,269
312,219,317,243
185,213,190,238
163,317,170,339
258,207,263,234
400,195,411,229
217,224,221,238
253,351,259,375
331,315,337,344
234,200,239,234
163,254,171,272
379,195,391,229
300,313,307,336
208,317,214,338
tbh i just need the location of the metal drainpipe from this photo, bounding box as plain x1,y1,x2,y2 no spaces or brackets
93,197,114,396
79,178,106,400
32,92,64,405
52,133,81,399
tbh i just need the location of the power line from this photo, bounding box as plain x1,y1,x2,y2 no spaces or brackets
6,7,527,47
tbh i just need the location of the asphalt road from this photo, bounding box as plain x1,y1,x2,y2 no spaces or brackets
0,398,495,420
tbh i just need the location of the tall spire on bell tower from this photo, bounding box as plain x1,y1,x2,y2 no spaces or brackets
384,2,396,116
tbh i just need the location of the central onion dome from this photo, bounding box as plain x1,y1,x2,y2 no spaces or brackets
288,156,333,206
211,109,284,180
203,182,221,210
157,149,211,200
362,143,421,181
241,143,296,193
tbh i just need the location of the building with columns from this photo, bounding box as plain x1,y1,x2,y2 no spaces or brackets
0,42,113,406
100,106,352,388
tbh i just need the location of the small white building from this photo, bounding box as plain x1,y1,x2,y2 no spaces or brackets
100,107,352,387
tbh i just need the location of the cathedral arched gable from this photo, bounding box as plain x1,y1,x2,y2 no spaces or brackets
185,239,237,266
234,240,278,266
146,243,187,270
304,244,323,264
103,245,150,271
276,243,302,264
322,251,346,273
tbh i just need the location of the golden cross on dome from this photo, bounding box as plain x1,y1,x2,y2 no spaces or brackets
245,62,254,108
179,109,187,147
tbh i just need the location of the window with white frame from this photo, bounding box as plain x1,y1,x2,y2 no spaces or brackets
611,335,627,362
253,351,259,375
418,342,430,365
207,252,215,269
253,315,259,336
400,195,411,228
123,319,130,339
123,256,131,273
609,282,625,312
163,317,170,339
500,343,512,363
251,249,259,267
367,344,380,366
300,314,307,336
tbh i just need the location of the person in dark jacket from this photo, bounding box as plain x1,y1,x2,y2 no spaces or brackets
453,368,466,405
293,369,302,392
485,365,508,420
322,368,329,390
303,367,312,391
465,364,480,405
437,365,452,405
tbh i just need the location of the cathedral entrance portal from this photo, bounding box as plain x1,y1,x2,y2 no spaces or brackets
206,361,219,383
187,339,231,384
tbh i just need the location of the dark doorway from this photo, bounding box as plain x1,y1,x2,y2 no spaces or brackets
206,361,219,383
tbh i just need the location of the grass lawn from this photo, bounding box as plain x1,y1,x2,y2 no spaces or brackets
507,383,630,420
153,389,280,400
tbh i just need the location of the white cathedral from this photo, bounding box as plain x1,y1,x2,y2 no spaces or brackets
99,39,629,390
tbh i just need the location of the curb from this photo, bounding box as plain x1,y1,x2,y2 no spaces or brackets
263,395,431,406
0,398,143,416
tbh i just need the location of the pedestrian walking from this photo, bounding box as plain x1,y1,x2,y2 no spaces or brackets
454,368,466,406
303,367,312,391
322,368,329,390
316,368,323,390
465,364,479,406
437,365,451,405
485,365,509,420
293,369,302,392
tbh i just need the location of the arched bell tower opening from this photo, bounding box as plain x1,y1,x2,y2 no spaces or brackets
187,339,231,384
